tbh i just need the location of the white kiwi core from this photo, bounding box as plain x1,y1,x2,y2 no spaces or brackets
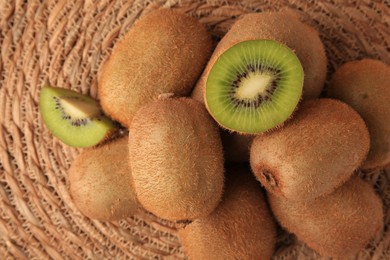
235,73,272,100
60,97,100,119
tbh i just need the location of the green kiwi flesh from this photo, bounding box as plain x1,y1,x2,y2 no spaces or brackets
40,86,116,147
205,40,304,134
250,98,370,201
328,59,390,170
268,176,383,258
178,165,277,260
68,136,138,221
99,9,212,127
129,98,224,221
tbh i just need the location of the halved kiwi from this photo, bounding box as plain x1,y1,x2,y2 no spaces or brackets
205,40,304,134
192,11,327,102
40,86,116,147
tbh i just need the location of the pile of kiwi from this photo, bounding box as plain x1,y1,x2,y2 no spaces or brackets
39,8,389,259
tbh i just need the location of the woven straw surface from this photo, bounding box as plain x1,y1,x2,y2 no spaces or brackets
0,0,389,259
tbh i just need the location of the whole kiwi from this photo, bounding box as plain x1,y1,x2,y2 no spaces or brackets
250,98,370,201
178,165,277,260
269,176,383,259
328,59,390,170
68,136,138,221
192,11,327,103
129,97,224,221
99,9,212,127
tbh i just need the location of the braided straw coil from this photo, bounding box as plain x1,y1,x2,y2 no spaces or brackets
0,0,389,259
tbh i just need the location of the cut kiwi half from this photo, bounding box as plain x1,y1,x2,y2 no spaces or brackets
40,86,117,147
205,40,304,134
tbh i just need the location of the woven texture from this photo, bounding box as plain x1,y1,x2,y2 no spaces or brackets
0,0,389,259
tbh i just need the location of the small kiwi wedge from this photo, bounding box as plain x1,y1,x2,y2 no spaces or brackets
129,97,224,221
68,136,138,221
205,39,304,134
192,11,327,103
40,86,116,148
178,165,277,260
99,9,212,127
328,59,390,170
269,176,383,259
250,98,370,201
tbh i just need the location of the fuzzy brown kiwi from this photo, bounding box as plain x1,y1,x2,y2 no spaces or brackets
178,164,277,260
250,98,370,201
68,136,138,221
328,59,390,171
268,176,383,259
192,11,327,103
129,98,224,221
98,9,212,127
221,130,255,162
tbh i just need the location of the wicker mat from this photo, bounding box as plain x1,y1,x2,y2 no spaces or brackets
0,0,389,259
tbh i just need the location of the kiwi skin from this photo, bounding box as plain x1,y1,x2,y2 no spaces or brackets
178,164,277,260
268,176,383,259
68,136,138,221
250,98,370,201
192,11,327,103
328,59,390,171
99,9,212,127
129,98,224,221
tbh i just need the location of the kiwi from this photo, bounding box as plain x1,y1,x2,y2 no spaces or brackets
129,97,224,221
98,9,212,127
221,130,255,162
178,165,277,260
192,11,327,103
268,176,383,258
328,59,390,170
68,136,138,221
205,39,304,134
250,98,370,201
39,86,117,148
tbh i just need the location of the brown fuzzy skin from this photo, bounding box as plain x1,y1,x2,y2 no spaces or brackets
178,165,277,260
269,176,384,259
68,137,138,221
221,130,255,162
191,11,327,103
99,9,212,127
250,98,370,201
129,98,224,221
328,59,390,171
